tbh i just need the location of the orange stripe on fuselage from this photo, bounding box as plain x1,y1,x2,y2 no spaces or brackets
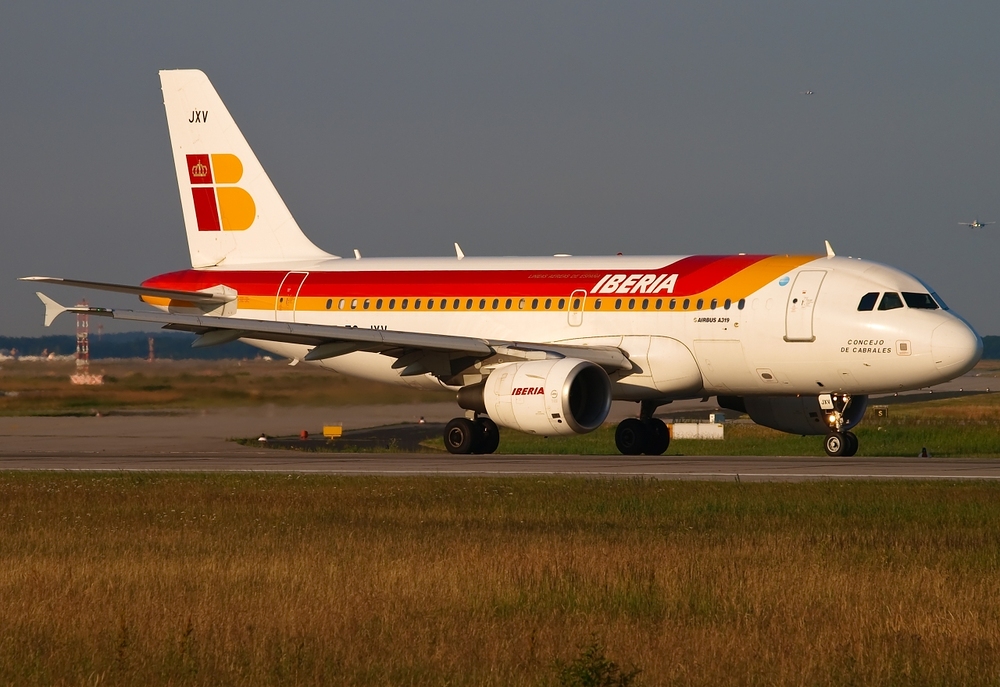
139,255,820,312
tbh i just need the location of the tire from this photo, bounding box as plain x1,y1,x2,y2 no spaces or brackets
615,418,649,455
643,418,670,455
824,432,846,457
475,417,500,454
444,418,478,454
842,431,858,457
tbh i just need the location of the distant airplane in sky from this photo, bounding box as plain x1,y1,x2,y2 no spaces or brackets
959,219,995,228
799,90,815,95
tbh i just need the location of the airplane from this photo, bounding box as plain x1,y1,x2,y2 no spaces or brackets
959,220,995,228
23,69,982,458
799,90,815,95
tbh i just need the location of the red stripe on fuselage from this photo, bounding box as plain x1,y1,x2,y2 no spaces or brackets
141,255,772,299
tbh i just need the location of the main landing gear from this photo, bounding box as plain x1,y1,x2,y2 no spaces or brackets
614,401,670,456
821,392,859,457
444,416,500,455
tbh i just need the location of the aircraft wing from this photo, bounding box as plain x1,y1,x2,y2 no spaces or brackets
20,276,234,304
33,293,633,377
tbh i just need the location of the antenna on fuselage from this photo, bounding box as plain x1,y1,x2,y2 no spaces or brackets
454,243,465,260
824,240,835,258
354,249,362,260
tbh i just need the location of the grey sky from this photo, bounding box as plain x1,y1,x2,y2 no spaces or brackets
3,1,1000,336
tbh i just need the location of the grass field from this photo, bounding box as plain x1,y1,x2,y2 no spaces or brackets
0,359,441,415
3,474,1000,686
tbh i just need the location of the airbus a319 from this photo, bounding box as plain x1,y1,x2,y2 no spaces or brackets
24,70,982,458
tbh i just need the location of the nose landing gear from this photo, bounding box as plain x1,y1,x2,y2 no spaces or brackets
820,393,860,457
824,430,858,457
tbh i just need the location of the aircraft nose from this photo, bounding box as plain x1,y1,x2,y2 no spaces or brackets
930,319,982,376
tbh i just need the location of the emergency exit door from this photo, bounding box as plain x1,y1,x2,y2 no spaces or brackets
784,270,826,342
275,272,308,323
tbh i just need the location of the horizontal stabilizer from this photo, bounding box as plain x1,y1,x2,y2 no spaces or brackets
19,276,234,304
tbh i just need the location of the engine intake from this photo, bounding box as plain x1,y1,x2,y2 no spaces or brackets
458,358,612,435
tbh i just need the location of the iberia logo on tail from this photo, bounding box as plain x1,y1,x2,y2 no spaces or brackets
186,154,256,231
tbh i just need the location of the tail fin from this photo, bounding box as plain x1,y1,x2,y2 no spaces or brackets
159,69,336,267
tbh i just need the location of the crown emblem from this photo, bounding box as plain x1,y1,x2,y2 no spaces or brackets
191,161,208,178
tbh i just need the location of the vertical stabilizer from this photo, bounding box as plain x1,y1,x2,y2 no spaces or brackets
159,69,336,267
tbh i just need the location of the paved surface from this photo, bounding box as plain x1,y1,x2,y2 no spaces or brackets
2,450,1000,480
1,370,997,480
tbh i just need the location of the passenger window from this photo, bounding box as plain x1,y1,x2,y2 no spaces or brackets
615,299,622,310
531,298,538,309
558,298,566,309
628,298,635,309
466,299,472,309
492,299,499,310
351,298,358,310
724,299,731,310
479,299,486,310
878,292,904,311
518,298,525,310
595,299,602,310
427,299,434,309
696,298,704,309
642,299,649,310
376,299,383,309
655,299,662,310
414,299,421,309
505,298,513,310
682,299,690,310
710,299,717,310
454,299,460,309
401,299,408,310
338,298,345,310
363,299,370,310
857,292,878,311
572,298,581,309
544,298,552,309
325,299,333,310
669,299,676,310
389,298,396,310
738,299,745,310
902,292,939,310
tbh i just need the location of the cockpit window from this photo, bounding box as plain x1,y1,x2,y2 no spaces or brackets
857,292,879,311
902,292,939,310
931,292,949,310
878,292,904,311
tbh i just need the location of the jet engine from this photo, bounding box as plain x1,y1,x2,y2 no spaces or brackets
718,394,869,435
458,358,612,436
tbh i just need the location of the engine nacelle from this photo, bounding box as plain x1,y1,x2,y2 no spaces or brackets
718,394,869,435
459,358,612,436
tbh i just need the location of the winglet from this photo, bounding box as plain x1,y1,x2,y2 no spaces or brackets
455,243,465,260
824,240,835,258
36,292,69,327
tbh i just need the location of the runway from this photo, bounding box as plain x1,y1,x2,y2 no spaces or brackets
2,368,999,480
2,450,1000,480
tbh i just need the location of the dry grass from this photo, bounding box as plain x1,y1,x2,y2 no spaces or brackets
0,359,442,415
2,474,1000,685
